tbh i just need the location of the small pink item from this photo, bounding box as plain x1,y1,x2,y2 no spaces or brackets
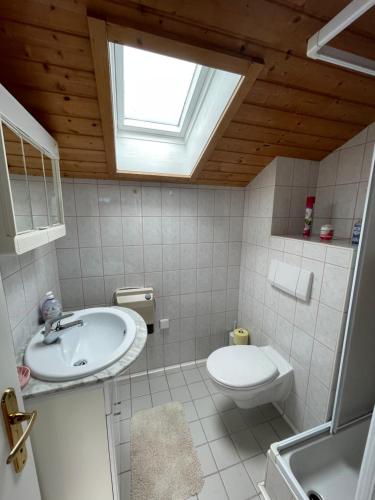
17,366,31,389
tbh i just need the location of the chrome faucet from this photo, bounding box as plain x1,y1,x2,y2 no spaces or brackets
42,313,84,345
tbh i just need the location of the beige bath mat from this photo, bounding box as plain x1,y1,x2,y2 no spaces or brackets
131,402,204,500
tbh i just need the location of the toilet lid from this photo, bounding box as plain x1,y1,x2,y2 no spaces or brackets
207,346,279,389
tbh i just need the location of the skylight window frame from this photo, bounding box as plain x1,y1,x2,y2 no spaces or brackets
87,18,264,181
113,44,211,141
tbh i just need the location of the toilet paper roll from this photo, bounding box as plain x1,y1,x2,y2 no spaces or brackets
233,328,249,345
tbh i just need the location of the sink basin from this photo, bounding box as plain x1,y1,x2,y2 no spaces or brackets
25,307,137,382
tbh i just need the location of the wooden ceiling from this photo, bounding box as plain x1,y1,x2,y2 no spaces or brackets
0,0,374,186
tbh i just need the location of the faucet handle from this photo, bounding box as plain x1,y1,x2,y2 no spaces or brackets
54,313,74,329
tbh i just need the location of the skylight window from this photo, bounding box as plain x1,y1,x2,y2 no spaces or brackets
113,45,210,138
122,47,197,127
109,41,243,175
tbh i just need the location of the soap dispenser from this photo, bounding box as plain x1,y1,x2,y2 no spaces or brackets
40,291,62,321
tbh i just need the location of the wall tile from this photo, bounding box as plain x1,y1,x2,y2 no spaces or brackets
121,185,142,216
77,217,101,247
332,184,358,219
320,264,350,311
291,326,313,366
162,187,180,216
82,276,105,306
214,189,230,216
315,303,343,351
198,189,215,216
55,217,78,249
57,248,81,279
103,247,124,276
180,217,197,243
75,184,99,216
180,243,197,269
180,189,197,216
80,247,103,277
310,340,334,388
123,217,143,246
60,278,83,309
337,145,364,185
144,245,162,272
142,217,162,245
100,217,123,247
141,187,161,216
98,185,121,216
162,217,180,244
198,217,214,243
61,183,76,216
124,246,144,274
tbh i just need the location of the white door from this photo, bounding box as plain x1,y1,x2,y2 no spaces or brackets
0,281,41,500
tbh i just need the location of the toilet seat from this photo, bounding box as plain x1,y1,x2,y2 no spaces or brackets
207,345,279,389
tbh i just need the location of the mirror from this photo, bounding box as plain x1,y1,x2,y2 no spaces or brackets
2,123,33,233
43,155,61,225
22,139,49,230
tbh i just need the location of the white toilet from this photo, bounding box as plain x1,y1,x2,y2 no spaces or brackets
206,345,293,409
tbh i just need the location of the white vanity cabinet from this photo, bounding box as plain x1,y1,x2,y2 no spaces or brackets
24,382,119,500
0,84,65,254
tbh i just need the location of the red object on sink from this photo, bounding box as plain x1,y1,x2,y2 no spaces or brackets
17,365,31,389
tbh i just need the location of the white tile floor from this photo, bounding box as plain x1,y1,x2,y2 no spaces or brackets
114,362,294,500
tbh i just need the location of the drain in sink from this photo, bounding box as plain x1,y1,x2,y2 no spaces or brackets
73,359,88,366
307,491,324,500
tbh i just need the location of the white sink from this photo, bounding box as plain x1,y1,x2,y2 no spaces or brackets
25,307,136,382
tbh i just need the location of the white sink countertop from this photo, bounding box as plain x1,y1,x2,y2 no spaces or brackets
20,307,147,400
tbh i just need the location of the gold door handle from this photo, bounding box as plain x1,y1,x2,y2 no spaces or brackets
1,388,37,472
6,410,37,464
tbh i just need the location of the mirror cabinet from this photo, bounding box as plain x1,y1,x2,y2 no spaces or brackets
0,84,65,254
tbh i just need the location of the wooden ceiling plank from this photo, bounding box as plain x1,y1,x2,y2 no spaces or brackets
193,179,247,187
59,148,106,163
277,0,375,40
0,58,97,98
197,170,254,182
203,161,264,175
36,114,103,137
218,137,326,160
52,133,105,151
6,87,100,119
0,19,93,70
225,122,344,151
210,150,273,166
247,81,375,125
235,102,364,140
59,161,108,173
0,0,88,36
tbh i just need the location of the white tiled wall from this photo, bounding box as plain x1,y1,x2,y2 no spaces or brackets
314,123,375,238
239,156,357,432
56,180,244,372
0,243,61,353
